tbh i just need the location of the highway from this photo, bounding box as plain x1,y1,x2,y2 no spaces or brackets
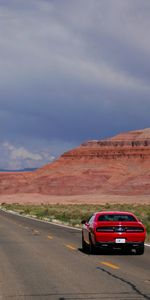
0,210,149,300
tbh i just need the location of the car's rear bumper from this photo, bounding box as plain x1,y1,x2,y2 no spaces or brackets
95,241,144,249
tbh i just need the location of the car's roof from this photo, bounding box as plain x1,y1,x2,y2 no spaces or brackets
94,211,135,216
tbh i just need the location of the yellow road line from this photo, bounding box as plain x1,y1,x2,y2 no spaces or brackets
33,230,39,234
101,261,120,270
65,244,76,251
47,235,53,240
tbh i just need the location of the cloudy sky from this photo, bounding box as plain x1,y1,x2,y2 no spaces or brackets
0,0,150,169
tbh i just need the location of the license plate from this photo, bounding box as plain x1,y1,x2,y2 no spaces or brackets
115,238,126,243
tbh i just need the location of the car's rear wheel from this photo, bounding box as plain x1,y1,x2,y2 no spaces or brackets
82,233,88,252
88,235,95,254
136,243,144,255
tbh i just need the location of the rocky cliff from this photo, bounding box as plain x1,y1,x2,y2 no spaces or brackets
62,129,150,160
0,128,150,196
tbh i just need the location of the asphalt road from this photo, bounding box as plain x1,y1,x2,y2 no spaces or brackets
0,210,149,300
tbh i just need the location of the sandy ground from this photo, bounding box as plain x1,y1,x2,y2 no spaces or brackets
0,193,150,205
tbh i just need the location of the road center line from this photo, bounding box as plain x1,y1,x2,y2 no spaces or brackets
47,235,53,240
33,230,39,234
100,261,120,270
65,244,76,251
2,209,150,248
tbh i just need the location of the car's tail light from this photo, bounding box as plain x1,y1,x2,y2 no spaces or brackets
125,227,144,232
96,226,144,232
96,226,114,232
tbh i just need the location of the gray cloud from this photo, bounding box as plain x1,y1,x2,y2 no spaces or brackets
0,0,150,168
0,141,55,170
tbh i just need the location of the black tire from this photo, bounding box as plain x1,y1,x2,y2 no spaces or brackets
88,235,95,254
136,244,144,255
82,233,88,252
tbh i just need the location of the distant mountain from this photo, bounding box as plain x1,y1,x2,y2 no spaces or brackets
0,168,37,172
0,128,150,196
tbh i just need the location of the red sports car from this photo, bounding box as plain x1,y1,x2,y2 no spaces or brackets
81,211,146,254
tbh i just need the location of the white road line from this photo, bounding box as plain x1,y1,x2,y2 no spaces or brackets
1,208,150,247
145,243,150,247
0,208,81,231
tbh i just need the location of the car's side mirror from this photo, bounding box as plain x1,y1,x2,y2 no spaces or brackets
81,220,87,224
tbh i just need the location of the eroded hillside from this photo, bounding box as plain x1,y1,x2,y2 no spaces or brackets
0,128,150,196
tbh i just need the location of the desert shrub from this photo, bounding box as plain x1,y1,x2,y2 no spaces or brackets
1,203,150,241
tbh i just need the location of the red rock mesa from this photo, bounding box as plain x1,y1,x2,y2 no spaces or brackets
0,128,150,196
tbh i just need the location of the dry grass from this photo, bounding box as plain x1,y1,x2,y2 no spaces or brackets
1,202,150,242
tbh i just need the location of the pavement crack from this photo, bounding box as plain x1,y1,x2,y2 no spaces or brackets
97,267,150,300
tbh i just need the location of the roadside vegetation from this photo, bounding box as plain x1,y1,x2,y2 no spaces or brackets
1,203,150,241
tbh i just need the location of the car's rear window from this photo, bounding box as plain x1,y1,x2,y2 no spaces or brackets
98,214,136,222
